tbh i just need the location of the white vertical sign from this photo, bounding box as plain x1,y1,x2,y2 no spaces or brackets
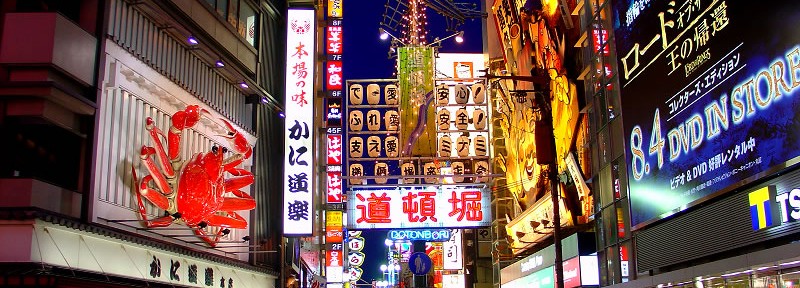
443,229,463,270
283,9,315,235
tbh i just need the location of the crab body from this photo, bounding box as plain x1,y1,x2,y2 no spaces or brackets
131,105,255,247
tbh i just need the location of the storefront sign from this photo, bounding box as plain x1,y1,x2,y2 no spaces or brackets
326,25,343,55
443,229,463,270
326,226,343,243
442,274,465,288
562,257,581,288
614,0,800,228
346,188,491,229
326,61,343,91
326,99,342,126
326,249,344,283
579,256,600,286
500,245,554,285
327,171,343,203
747,185,797,230
283,8,315,235
388,229,451,242
327,134,343,165
326,211,343,227
327,0,342,18
30,222,275,287
347,236,365,252
347,252,365,267
435,53,486,84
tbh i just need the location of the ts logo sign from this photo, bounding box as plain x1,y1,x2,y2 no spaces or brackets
748,185,800,230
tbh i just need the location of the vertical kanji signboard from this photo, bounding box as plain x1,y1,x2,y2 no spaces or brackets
284,9,315,235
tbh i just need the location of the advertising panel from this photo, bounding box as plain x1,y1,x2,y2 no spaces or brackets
442,229,463,270
435,53,486,82
327,171,343,203
326,61,343,91
613,0,800,228
388,229,451,242
579,255,600,286
561,257,581,288
326,226,344,243
346,188,491,229
283,9,315,235
327,0,342,18
442,274,465,288
326,250,344,282
327,25,343,55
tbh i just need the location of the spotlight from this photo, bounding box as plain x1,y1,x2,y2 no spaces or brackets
261,97,268,104
278,111,285,118
455,31,464,43
379,28,389,40
187,36,199,45
240,82,249,89
215,60,225,67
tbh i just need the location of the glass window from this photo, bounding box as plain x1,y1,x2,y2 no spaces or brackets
602,206,617,244
611,119,624,159
619,241,632,282
599,164,613,207
724,275,752,288
606,245,621,285
597,125,610,167
615,201,630,240
239,1,257,47
228,0,239,28
598,249,609,286
216,0,229,19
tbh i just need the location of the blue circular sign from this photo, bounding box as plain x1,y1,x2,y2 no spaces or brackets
408,252,432,275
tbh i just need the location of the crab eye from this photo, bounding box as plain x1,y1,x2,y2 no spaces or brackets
222,147,228,153
212,146,219,153
228,132,235,136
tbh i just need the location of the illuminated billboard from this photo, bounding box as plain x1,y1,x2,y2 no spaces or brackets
345,80,490,186
283,9,315,235
613,0,800,228
346,187,491,229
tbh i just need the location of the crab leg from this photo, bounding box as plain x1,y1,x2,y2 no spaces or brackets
206,212,248,229
144,118,175,178
140,146,173,195
193,227,225,248
224,168,254,191
131,167,174,227
220,189,256,211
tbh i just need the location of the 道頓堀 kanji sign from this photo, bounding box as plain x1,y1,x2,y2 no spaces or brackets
346,188,491,229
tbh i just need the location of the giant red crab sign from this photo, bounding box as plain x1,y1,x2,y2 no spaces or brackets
130,105,255,247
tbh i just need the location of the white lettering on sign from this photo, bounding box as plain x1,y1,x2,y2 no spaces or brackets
775,188,800,222
520,255,544,273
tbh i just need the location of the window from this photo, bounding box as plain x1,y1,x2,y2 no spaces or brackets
205,0,258,47
239,1,257,47
216,0,229,19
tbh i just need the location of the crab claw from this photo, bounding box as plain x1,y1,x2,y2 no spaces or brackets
219,118,252,160
168,106,209,160
172,105,208,130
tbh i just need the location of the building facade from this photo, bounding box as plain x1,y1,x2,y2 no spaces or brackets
576,0,800,287
0,0,286,286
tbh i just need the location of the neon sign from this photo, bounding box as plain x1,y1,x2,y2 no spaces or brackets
388,229,451,241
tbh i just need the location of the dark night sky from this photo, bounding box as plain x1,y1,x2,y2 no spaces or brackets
343,0,484,80
340,0,484,283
